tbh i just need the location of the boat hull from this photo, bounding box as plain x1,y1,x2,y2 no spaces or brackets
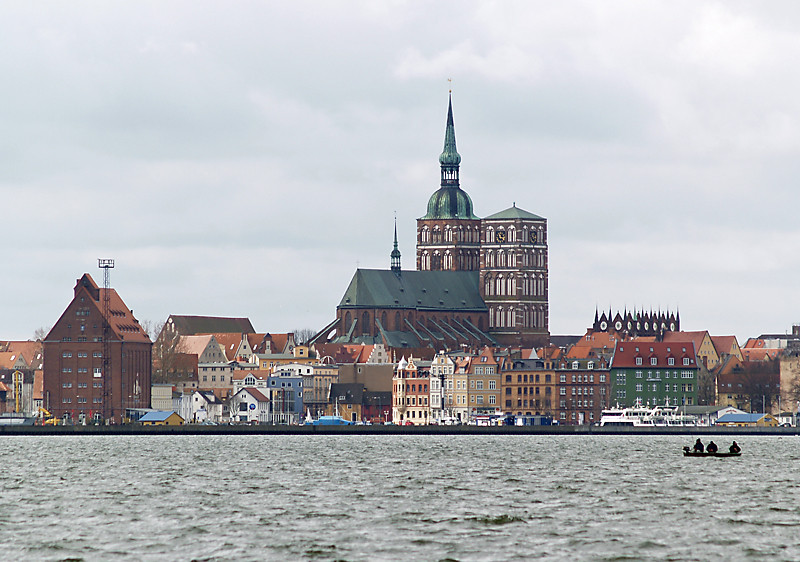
683,451,741,457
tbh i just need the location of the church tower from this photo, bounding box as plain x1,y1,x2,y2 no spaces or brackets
416,95,481,272
481,205,550,347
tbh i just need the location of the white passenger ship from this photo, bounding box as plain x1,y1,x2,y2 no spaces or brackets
599,403,697,427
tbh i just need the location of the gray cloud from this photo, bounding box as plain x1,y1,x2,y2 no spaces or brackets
3,1,800,341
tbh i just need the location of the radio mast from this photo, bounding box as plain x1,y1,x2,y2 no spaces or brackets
98,259,114,423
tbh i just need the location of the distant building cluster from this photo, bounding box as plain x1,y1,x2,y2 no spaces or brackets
2,97,800,427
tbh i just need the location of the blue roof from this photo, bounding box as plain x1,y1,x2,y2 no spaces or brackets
715,413,768,423
139,410,179,422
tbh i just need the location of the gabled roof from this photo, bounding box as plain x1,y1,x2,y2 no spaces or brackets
48,274,151,344
338,269,486,311
329,383,365,404
716,413,771,424
139,411,182,422
211,333,247,361
483,205,544,221
5,342,43,369
167,315,254,336
178,335,219,357
711,336,739,356
662,331,710,349
238,387,269,402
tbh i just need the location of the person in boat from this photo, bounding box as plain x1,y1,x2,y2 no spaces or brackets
693,438,704,453
729,441,741,454
706,441,718,453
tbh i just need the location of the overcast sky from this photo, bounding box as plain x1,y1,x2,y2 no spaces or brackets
4,1,800,342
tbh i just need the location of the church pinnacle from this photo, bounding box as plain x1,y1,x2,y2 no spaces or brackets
391,217,401,272
439,93,461,183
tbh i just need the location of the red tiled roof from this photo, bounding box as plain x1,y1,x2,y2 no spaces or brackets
241,387,269,402
711,336,739,356
662,331,708,349
613,341,697,369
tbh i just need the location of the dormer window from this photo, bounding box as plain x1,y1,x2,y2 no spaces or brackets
650,357,657,366
683,358,690,366
668,358,675,366
572,361,579,370
635,357,642,366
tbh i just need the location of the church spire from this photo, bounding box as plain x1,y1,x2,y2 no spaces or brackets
439,93,461,187
391,217,401,272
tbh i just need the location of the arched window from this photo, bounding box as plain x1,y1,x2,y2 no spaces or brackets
345,311,352,327
362,312,370,335
381,311,387,327
484,274,493,296
395,312,401,330
495,275,503,296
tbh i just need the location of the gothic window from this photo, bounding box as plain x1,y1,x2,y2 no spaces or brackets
432,251,442,270
496,307,504,328
395,312,401,330
381,311,387,327
484,275,493,296
498,250,506,267
444,251,452,269
345,311,351,327
507,307,514,327
508,227,516,242
433,227,442,244
508,275,515,296
486,227,494,243
479,316,485,331
495,275,504,296
486,249,495,268
445,227,452,242
362,312,370,335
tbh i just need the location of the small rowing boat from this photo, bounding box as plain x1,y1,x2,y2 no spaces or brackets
683,447,741,457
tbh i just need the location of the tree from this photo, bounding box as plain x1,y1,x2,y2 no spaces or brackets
150,320,192,384
696,365,716,405
32,326,50,342
293,328,317,345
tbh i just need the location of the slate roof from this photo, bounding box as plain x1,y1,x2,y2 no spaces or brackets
168,315,254,335
338,269,486,311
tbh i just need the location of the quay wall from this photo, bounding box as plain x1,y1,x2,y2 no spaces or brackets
0,425,797,436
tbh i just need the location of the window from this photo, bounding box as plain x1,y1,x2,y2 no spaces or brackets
683,358,690,366
488,380,496,390
476,380,484,390
93,367,102,378
668,357,675,366
476,395,484,404
636,371,643,378
650,357,657,366
560,387,566,395
572,362,579,370
62,352,72,358
600,374,606,383
559,374,566,383
635,357,642,365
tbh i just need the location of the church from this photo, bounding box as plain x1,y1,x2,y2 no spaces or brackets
315,96,550,351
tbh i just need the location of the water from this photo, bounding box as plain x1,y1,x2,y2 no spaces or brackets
1,434,799,561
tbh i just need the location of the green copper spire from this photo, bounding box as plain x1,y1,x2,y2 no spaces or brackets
439,94,461,169
420,94,478,220
391,217,401,272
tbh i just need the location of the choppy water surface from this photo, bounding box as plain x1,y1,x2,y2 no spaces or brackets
2,434,799,561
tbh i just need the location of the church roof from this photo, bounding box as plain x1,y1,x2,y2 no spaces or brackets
421,186,479,220
483,205,544,221
338,269,486,312
167,315,254,335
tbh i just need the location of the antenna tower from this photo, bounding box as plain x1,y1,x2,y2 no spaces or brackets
98,259,114,423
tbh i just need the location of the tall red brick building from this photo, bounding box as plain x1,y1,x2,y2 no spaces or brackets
43,274,151,423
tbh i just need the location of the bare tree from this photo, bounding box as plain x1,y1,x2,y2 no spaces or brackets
32,326,50,342
151,320,193,384
293,328,317,345
696,366,716,405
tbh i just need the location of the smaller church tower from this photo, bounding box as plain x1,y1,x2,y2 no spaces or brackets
391,219,401,273
416,95,481,272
